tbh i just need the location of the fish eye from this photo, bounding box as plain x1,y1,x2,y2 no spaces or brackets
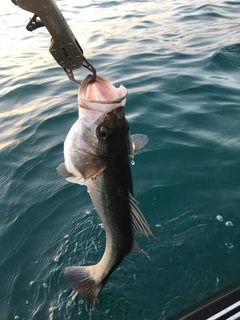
97,126,112,141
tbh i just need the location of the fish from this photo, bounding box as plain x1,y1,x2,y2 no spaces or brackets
57,75,153,307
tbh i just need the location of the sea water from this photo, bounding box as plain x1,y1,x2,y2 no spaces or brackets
1,1,240,319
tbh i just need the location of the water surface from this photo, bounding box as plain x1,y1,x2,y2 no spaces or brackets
1,0,240,319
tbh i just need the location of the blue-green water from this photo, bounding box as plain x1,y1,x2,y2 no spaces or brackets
1,0,240,319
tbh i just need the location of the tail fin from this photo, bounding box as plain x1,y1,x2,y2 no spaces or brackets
64,266,103,307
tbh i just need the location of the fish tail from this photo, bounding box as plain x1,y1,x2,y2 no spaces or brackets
64,266,103,307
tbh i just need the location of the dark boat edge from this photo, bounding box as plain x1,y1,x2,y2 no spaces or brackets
168,280,240,320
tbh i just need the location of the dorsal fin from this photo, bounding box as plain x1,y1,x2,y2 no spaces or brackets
132,240,150,259
129,191,153,238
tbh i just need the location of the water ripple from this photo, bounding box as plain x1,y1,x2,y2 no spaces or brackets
2,0,240,319
210,43,240,70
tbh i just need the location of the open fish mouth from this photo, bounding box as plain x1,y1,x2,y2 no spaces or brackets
78,75,128,111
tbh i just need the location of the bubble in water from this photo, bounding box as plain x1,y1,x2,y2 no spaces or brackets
225,242,234,249
225,221,233,227
216,215,223,222
43,283,48,288
66,300,72,307
131,159,135,165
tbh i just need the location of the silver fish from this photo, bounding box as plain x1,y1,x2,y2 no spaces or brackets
57,75,153,307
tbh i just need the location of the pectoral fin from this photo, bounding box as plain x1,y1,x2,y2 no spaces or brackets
72,152,107,180
66,176,86,186
129,134,148,156
129,191,153,238
131,134,148,152
56,163,73,177
57,163,86,185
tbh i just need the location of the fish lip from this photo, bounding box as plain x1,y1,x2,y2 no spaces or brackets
79,92,128,108
78,75,128,112
79,91,128,111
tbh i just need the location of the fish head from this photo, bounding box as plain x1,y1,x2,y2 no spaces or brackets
94,105,131,158
64,75,132,180
79,75,131,154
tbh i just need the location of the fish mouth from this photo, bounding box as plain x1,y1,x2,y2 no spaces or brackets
78,75,128,112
